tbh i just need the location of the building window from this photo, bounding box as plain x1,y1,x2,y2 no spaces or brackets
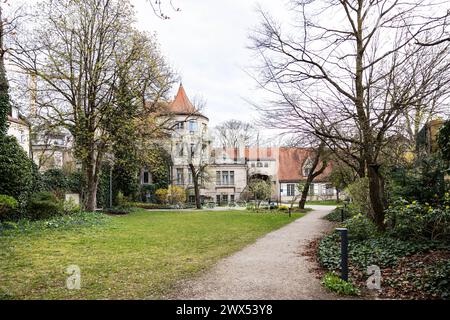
189,120,198,132
176,168,184,185
222,171,229,185
251,163,255,168
189,195,195,203
143,171,149,184
177,143,184,157
222,194,228,203
216,171,221,185
190,143,195,157
309,183,315,196
264,162,268,167
188,171,193,184
287,184,295,197
230,171,235,185
230,194,235,202
257,162,263,167
326,183,334,195
216,195,221,204
175,121,184,130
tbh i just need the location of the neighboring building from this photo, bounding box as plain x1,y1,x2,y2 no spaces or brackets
7,106,31,156
141,84,337,204
31,131,75,172
277,147,335,203
416,119,445,158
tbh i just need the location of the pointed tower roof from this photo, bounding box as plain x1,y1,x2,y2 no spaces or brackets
168,84,208,120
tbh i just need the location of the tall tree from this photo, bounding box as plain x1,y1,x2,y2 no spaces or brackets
251,0,450,229
12,0,172,211
214,120,257,148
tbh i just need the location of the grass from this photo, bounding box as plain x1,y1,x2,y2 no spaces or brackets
0,209,303,299
305,200,339,206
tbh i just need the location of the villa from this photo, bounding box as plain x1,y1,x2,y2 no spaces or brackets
140,84,337,204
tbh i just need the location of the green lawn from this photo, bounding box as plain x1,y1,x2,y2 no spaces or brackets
0,210,303,299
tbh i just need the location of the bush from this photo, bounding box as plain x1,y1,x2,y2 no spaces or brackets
324,206,354,222
41,169,68,198
130,202,171,209
115,191,130,208
167,186,186,204
0,194,18,220
278,205,289,211
27,192,63,220
343,213,378,240
155,188,168,204
63,198,81,214
103,206,133,215
385,195,450,241
322,272,360,296
0,136,33,200
345,177,370,214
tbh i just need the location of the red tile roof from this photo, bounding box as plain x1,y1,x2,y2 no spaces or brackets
170,84,196,114
277,147,332,182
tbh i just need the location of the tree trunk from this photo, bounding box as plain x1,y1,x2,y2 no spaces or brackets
367,163,386,230
299,143,328,209
189,164,201,209
299,179,312,209
336,188,340,202
83,149,103,212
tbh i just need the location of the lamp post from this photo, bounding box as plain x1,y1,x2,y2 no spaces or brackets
336,227,349,281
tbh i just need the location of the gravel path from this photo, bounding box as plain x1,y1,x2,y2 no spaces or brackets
167,205,339,300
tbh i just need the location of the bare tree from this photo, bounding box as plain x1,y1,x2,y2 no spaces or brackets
11,0,173,211
214,119,257,148
251,0,450,228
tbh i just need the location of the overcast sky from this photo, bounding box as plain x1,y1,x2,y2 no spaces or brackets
8,0,291,132
132,0,291,128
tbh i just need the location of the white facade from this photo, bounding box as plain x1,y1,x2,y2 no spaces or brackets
7,106,30,156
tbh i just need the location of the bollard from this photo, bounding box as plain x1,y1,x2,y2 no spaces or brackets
336,227,348,281
341,207,344,222
288,207,291,218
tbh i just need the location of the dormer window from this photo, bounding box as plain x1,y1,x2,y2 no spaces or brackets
303,158,313,176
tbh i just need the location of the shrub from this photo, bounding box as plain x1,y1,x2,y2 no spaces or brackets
324,206,354,222
0,136,33,200
345,177,370,214
115,191,130,208
130,202,171,209
167,186,186,204
41,169,68,198
343,213,378,240
155,188,168,204
0,194,19,220
322,272,360,296
27,192,63,220
278,205,289,211
63,198,81,214
385,196,450,241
